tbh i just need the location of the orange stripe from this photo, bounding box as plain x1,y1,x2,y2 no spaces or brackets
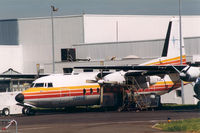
145,56,186,66
24,88,98,95
24,85,100,93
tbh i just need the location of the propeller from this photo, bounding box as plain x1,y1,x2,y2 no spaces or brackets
170,65,198,82
179,66,191,81
172,64,200,103
193,78,200,101
86,71,112,83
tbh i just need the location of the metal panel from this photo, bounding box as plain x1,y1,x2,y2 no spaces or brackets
84,15,200,43
74,39,164,61
74,37,200,62
184,37,200,56
0,19,19,45
18,16,84,73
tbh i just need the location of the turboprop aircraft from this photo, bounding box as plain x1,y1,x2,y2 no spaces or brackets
16,18,191,115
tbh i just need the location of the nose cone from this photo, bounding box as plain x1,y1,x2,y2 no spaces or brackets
15,93,24,103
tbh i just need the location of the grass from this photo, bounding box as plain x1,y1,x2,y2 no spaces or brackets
155,118,200,132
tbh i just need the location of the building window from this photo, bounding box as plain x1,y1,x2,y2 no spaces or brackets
0,81,10,92
63,68,73,74
61,48,76,62
176,90,182,97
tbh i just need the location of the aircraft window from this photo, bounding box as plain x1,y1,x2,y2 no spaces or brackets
30,83,35,88
176,90,182,97
83,89,86,95
84,69,93,72
48,83,53,87
97,88,100,93
90,88,93,94
34,83,44,87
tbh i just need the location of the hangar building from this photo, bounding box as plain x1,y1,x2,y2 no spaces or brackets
0,14,200,104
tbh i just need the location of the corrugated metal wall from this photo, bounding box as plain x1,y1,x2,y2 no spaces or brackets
83,15,200,43
74,39,162,61
18,16,84,73
74,37,200,62
185,37,200,56
0,15,199,74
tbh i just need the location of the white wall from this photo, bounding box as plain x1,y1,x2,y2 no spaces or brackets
83,15,200,43
18,16,83,73
18,18,52,74
0,45,23,73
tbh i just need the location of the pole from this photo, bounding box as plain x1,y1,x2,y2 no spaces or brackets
51,6,55,73
116,21,118,42
179,0,185,104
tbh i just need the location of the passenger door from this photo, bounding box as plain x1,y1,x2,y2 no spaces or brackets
60,88,71,106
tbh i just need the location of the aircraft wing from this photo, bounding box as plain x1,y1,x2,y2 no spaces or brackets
74,65,186,73
124,71,171,76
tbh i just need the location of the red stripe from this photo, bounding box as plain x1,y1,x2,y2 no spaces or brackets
25,92,99,99
155,59,186,66
24,82,187,100
136,84,181,92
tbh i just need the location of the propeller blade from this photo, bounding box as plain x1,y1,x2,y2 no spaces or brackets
184,65,191,72
98,80,118,84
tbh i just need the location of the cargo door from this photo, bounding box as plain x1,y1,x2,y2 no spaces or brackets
60,88,71,106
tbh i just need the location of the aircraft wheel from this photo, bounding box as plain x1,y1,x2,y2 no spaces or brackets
26,108,36,116
22,107,27,115
22,107,36,115
25,108,33,116
2,108,10,116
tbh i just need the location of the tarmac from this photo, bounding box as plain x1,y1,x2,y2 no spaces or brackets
2,109,199,133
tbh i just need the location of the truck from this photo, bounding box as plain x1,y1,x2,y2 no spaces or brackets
0,91,23,116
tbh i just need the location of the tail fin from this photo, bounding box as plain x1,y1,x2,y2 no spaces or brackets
141,17,186,66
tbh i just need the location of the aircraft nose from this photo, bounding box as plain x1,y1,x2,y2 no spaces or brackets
15,93,24,103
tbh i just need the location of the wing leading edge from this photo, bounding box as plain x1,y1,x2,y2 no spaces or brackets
75,65,186,71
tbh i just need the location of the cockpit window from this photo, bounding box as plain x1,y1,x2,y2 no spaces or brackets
48,83,53,87
30,83,35,88
34,83,44,87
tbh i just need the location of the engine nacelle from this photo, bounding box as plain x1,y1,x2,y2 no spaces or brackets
102,71,126,84
194,78,200,100
146,76,162,85
180,66,200,82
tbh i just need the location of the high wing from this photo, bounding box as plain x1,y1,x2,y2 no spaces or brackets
74,65,186,76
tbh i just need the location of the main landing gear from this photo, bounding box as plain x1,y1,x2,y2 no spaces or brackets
22,107,36,116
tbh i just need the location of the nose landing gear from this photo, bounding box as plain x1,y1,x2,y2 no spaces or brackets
22,107,36,116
